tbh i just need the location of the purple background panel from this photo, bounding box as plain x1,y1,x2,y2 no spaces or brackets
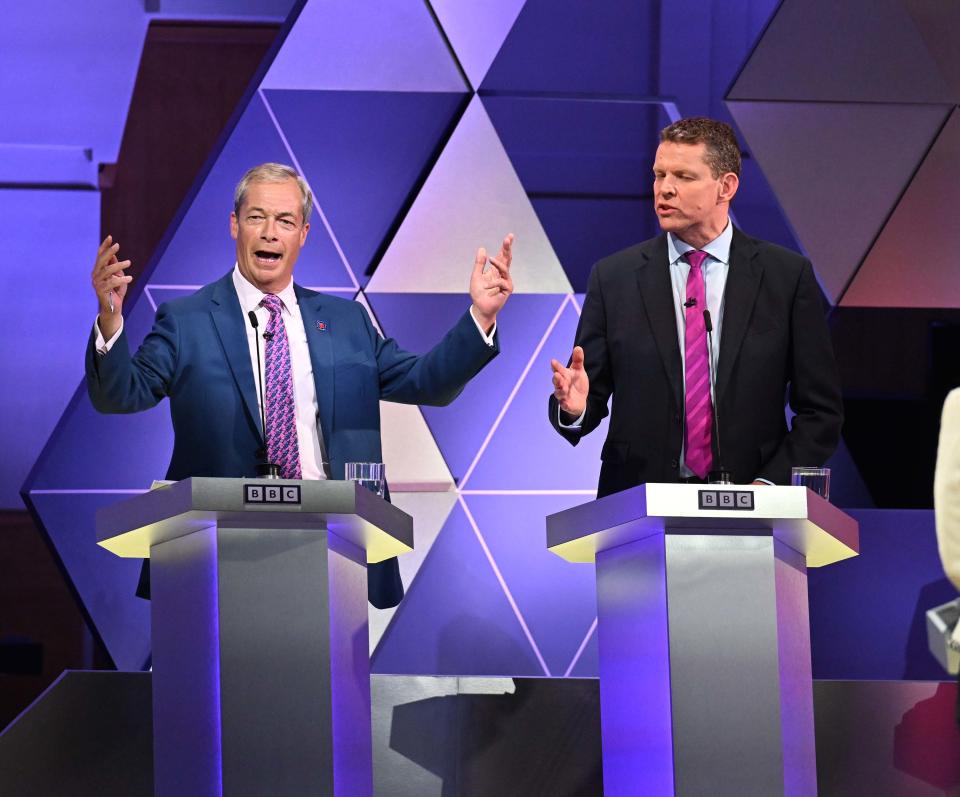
265,89,467,283
3,189,99,508
463,494,599,676
366,293,568,482
26,297,174,493
464,297,608,491
481,0,659,95
371,499,544,676
23,493,150,671
808,509,954,681
429,0,527,90
729,101,950,304
842,109,960,308
728,0,953,103
261,0,465,92
152,92,353,291
568,624,599,678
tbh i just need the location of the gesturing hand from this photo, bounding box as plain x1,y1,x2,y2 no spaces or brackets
470,233,514,332
91,235,132,339
550,346,589,418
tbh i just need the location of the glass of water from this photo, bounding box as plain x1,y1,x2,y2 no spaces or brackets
345,462,386,497
791,466,830,500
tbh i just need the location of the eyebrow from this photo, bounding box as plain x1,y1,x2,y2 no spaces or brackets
245,206,297,218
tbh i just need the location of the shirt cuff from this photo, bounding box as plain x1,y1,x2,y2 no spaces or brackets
94,316,124,355
558,406,585,429
469,305,496,347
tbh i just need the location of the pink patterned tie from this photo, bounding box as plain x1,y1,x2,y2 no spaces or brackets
683,251,713,479
261,294,302,479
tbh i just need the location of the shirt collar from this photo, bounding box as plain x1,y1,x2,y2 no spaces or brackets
232,263,298,314
667,221,733,266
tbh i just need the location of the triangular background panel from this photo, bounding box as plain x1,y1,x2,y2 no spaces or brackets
464,297,607,491
728,0,952,103
729,101,950,304
25,493,150,671
366,96,570,294
429,0,527,89
366,293,567,482
371,498,545,676
463,493,599,677
842,109,960,307
265,89,466,284
369,490,459,653
261,0,466,92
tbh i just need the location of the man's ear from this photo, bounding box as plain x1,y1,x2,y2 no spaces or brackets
718,172,739,203
299,222,310,246
230,212,239,241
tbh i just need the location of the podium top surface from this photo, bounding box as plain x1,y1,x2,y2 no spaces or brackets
95,478,413,563
546,483,858,567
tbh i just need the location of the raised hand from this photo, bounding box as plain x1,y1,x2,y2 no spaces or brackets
470,233,514,332
550,345,589,418
91,235,132,339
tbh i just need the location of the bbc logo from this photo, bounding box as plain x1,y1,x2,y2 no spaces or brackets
244,484,301,504
698,490,754,511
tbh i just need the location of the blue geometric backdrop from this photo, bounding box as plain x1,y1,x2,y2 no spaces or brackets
21,0,960,677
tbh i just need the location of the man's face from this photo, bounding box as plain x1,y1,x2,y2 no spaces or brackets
230,178,310,293
652,141,735,246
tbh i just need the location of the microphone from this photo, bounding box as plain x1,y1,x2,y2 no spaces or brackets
703,309,731,485
247,310,280,479
683,297,697,308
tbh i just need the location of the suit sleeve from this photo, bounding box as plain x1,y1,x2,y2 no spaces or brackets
935,389,960,590
364,305,499,406
755,259,843,483
85,303,179,414
549,262,613,445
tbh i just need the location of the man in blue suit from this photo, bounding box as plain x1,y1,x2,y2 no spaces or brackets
87,162,514,608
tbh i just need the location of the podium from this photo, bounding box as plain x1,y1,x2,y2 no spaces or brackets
547,483,858,797
96,477,413,797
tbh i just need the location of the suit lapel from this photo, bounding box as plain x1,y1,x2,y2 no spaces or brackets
636,236,683,410
716,229,762,401
295,284,335,452
209,273,262,435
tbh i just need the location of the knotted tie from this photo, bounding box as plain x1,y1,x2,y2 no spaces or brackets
261,294,302,479
683,251,713,479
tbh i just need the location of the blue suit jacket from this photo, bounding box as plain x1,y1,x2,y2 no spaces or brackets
87,271,499,607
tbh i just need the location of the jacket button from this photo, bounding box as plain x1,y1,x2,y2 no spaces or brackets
671,459,679,469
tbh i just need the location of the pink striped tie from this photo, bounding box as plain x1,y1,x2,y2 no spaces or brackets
261,294,302,480
683,251,713,479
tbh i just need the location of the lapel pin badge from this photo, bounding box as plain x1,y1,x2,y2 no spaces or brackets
316,321,327,332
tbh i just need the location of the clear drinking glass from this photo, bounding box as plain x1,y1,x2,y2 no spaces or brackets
791,466,830,500
345,462,386,497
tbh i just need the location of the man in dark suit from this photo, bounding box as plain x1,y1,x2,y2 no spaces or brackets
89,162,514,607
550,117,841,496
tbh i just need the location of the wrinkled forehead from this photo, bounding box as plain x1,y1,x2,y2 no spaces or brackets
238,178,304,217
653,140,710,170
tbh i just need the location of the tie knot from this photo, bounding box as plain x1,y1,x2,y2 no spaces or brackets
261,294,283,315
685,250,709,270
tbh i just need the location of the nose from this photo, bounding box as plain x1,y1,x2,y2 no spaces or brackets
259,217,279,241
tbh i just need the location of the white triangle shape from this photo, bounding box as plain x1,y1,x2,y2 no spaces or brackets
366,95,572,294
430,0,527,88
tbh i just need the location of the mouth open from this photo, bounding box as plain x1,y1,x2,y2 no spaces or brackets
254,250,282,265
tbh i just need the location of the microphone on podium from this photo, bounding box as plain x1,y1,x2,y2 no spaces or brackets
247,311,280,479
703,309,732,485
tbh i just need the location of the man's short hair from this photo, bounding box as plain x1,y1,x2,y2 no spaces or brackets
659,117,742,178
233,163,314,224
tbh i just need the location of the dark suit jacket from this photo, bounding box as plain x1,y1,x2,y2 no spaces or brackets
87,270,498,607
549,229,842,498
